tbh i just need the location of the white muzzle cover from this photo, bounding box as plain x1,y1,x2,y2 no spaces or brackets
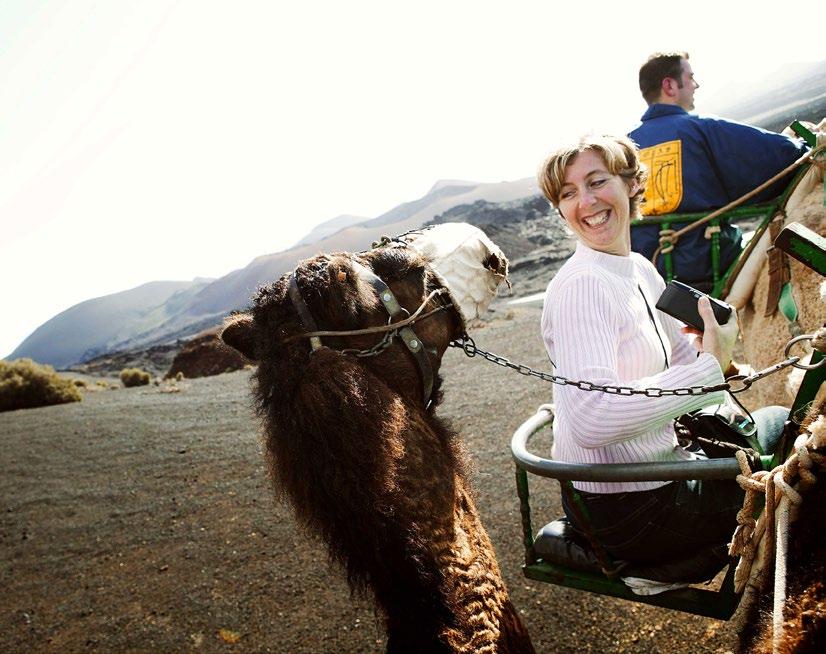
400,222,509,326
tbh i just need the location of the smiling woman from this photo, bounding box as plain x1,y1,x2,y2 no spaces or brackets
535,134,787,571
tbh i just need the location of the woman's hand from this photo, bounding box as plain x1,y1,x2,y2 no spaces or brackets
682,296,739,371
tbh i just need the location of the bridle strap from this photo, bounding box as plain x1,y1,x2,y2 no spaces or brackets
285,297,446,340
288,271,323,351
287,260,437,406
349,261,435,406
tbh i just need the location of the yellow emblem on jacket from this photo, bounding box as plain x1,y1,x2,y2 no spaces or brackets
639,140,682,215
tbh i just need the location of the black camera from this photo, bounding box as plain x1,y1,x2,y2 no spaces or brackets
655,280,732,331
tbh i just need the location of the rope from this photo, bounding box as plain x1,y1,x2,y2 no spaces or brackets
651,144,826,266
704,224,721,239
812,326,826,354
729,416,826,654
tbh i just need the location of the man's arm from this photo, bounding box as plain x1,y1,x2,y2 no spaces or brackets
698,115,808,203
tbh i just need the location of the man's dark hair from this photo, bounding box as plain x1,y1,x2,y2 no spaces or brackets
639,52,688,105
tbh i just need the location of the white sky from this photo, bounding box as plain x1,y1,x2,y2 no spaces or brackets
1,0,823,358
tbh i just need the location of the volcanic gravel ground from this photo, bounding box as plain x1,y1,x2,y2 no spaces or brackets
1,306,742,653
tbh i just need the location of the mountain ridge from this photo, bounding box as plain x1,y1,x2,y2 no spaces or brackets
10,280,214,368
10,177,540,368
10,61,826,370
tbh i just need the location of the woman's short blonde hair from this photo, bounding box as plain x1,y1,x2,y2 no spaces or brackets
537,134,649,217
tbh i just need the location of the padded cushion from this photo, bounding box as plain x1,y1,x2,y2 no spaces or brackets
534,519,603,574
534,518,730,583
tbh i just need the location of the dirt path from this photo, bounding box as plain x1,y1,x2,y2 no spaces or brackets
1,307,740,653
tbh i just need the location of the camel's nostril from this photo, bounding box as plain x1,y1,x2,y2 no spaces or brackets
485,253,500,272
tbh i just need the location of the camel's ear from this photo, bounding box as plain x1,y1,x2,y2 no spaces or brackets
221,314,258,361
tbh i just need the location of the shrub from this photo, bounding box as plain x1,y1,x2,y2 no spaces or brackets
0,358,82,412
73,379,87,388
120,368,151,388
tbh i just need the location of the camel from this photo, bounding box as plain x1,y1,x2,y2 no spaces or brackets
221,225,535,653
726,119,826,409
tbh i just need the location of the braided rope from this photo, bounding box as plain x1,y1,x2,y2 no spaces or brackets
729,416,826,653
812,326,826,353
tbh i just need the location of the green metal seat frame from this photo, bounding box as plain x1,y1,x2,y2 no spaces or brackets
630,196,795,300
512,317,824,621
512,408,763,619
512,346,825,619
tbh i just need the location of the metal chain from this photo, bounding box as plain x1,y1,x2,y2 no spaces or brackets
370,225,435,250
448,334,823,396
334,304,450,359
339,328,399,358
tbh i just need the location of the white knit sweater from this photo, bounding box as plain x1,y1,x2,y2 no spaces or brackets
541,243,726,493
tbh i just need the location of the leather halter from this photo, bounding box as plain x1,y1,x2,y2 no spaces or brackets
287,274,323,351
287,260,438,406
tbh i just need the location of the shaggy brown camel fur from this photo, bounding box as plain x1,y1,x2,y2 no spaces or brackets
221,246,534,653
733,120,825,410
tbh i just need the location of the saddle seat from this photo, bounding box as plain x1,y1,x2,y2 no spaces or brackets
534,518,730,584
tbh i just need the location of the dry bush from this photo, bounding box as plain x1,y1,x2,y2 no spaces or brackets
119,368,151,388
0,358,82,412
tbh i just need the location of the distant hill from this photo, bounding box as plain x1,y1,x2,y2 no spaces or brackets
10,178,539,368
708,60,826,132
293,214,367,247
8,280,213,369
57,194,565,377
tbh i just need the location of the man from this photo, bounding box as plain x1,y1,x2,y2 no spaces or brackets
628,52,808,290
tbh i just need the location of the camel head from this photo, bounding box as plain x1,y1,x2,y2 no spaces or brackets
221,223,508,410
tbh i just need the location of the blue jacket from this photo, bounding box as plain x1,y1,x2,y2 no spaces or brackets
627,104,807,287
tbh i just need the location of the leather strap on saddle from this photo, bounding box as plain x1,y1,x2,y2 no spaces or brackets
764,216,793,319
